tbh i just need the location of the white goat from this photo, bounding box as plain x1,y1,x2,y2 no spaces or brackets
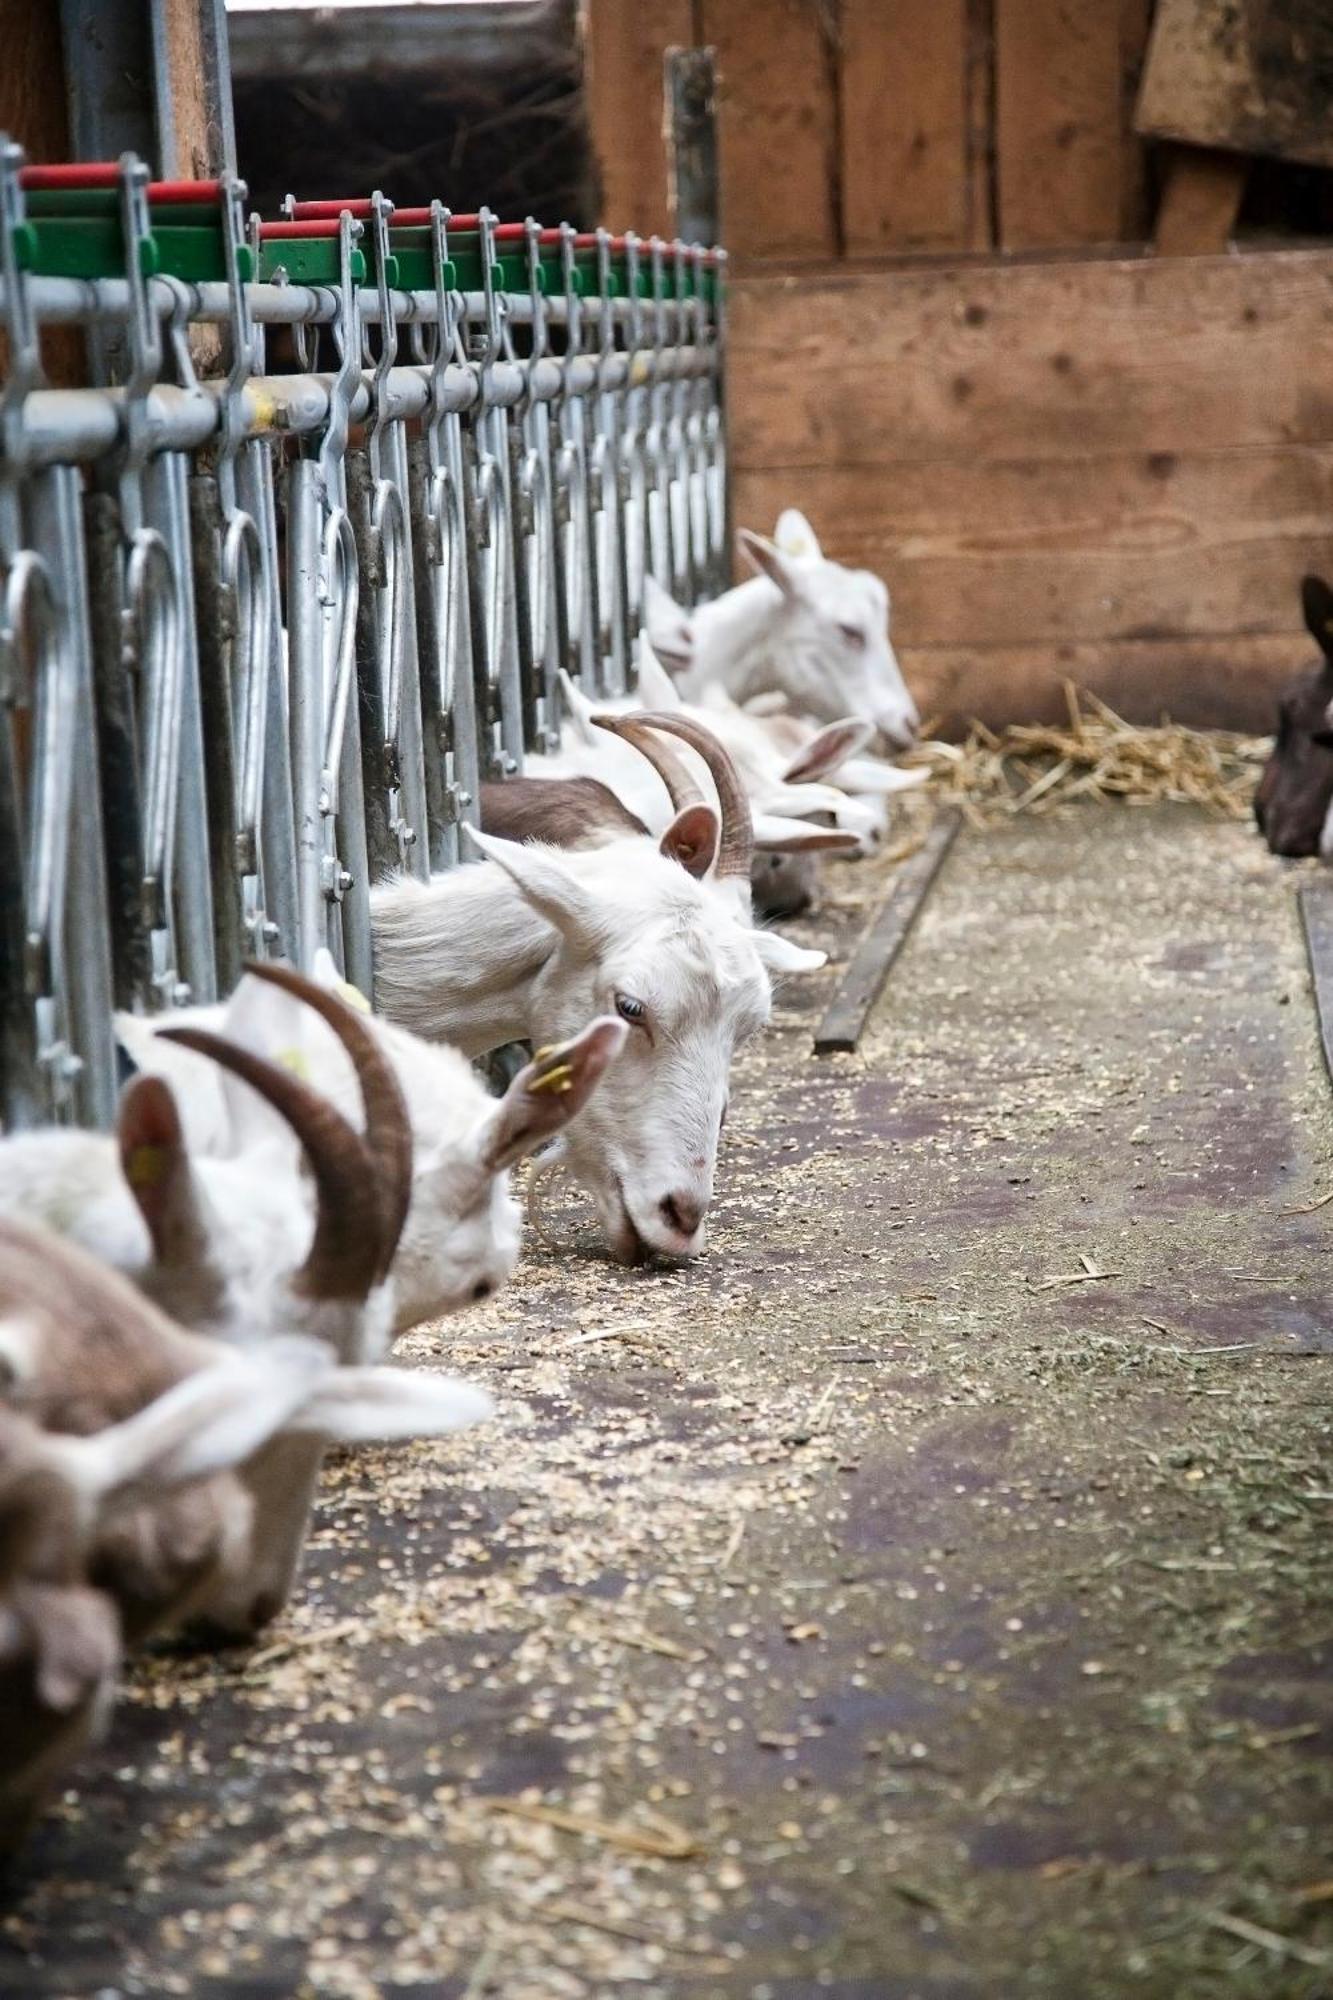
643,511,920,750
114,958,629,1331
538,656,873,855
371,714,824,1264
0,973,507,1636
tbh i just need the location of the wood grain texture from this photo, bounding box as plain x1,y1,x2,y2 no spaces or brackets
1137,0,1333,172
995,0,1124,247
728,253,1333,467
583,0,694,237
729,251,1333,732
840,0,971,255
1154,145,1249,254
900,635,1314,736
701,0,838,260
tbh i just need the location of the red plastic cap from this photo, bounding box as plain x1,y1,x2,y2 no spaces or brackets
258,218,345,239
288,197,376,220
20,162,122,190
148,179,222,203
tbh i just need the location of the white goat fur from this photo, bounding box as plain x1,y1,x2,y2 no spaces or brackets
370,830,819,1263
644,510,920,749
112,958,623,1331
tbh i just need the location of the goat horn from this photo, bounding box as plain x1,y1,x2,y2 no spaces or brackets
622,710,754,881
240,962,413,1281
155,1027,382,1303
591,711,706,813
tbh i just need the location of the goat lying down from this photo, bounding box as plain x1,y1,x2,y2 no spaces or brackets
374,712,824,1265
0,968,511,1637
642,510,920,751
0,1216,493,1849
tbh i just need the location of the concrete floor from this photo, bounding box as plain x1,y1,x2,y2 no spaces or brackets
3,806,1332,2000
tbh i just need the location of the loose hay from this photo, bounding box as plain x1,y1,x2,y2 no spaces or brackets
905,683,1271,826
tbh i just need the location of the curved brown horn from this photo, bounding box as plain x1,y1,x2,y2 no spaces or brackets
591,712,706,815
156,1026,381,1303
624,710,754,881
240,962,413,1280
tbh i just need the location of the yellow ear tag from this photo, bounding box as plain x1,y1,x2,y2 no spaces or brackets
126,1142,169,1188
334,978,372,1016
277,1045,312,1081
527,1059,575,1096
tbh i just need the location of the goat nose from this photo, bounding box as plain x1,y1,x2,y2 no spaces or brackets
659,1191,706,1238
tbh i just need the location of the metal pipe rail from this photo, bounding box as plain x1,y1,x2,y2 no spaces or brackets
0,146,728,1131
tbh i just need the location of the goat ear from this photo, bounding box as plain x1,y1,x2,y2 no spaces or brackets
660,803,720,880
67,1341,330,1516
1302,576,1333,662
461,825,599,943
641,575,695,673
288,1366,494,1444
117,1076,210,1265
737,529,803,600
751,929,828,974
479,1016,628,1172
558,668,601,748
753,817,860,855
633,635,684,708
782,719,874,784
774,508,822,560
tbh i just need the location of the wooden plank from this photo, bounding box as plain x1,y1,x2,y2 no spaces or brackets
1299,878,1333,1094
813,813,962,1055
732,447,1333,648
583,0,694,238
899,634,1311,737
727,252,1333,469
964,0,996,251
700,0,837,260
1154,144,1249,255
995,0,1123,248
840,0,970,255
1137,0,1333,173
1118,0,1156,241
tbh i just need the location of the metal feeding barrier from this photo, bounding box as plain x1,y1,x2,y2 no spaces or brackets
0,144,728,1131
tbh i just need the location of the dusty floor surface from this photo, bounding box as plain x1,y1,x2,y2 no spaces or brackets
3,805,1333,2000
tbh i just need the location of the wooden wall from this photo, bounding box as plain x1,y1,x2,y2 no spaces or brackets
583,0,1158,257
729,251,1333,732
583,1,1333,730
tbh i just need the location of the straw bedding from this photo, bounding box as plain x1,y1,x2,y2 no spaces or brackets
903,684,1272,827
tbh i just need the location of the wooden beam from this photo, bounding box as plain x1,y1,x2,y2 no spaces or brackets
891,634,1313,737
995,0,1123,248
813,813,962,1055
1154,143,1249,255
1136,0,1333,174
582,0,693,238
700,0,838,260
840,0,971,255
727,252,1333,468
1299,878,1333,1095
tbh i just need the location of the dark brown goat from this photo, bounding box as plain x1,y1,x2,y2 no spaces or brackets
1254,577,1333,858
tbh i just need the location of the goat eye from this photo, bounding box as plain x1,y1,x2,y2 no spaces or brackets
837,623,867,651
615,992,648,1025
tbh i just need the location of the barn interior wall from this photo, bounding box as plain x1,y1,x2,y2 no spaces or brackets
584,0,1333,731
